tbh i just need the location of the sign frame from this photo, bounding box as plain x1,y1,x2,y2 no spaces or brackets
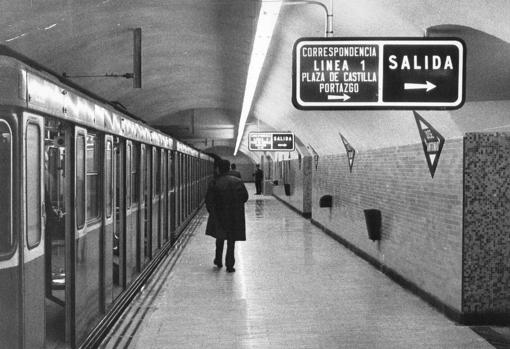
292,37,466,110
248,132,295,152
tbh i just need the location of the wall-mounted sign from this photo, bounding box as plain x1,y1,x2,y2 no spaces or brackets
339,133,356,172
293,38,465,110
249,132,295,151
413,111,445,178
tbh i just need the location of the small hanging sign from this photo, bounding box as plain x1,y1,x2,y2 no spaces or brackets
248,132,295,151
339,133,356,172
413,111,445,178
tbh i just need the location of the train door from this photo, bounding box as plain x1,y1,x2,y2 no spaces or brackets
113,139,125,299
169,151,176,242
103,135,114,309
151,147,159,253
44,118,71,348
180,154,184,223
145,146,153,261
187,156,191,217
166,151,172,243
161,150,168,244
22,114,45,348
0,116,19,348
139,145,148,266
125,141,137,285
131,144,141,274
175,153,180,229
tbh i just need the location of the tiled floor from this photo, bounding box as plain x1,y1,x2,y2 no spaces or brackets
101,184,494,349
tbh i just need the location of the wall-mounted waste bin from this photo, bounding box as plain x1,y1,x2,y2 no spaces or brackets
319,195,332,208
284,184,291,196
363,209,381,241
263,180,273,195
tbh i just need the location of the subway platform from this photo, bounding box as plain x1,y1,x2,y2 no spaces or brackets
100,184,509,349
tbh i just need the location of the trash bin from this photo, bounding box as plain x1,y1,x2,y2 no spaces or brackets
263,180,273,195
284,184,291,196
363,209,381,241
319,195,332,207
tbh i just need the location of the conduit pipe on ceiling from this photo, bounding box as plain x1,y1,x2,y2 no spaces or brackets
234,0,333,156
283,0,333,37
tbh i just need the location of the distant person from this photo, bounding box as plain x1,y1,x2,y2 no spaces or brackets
228,163,242,179
205,159,249,272
252,164,263,195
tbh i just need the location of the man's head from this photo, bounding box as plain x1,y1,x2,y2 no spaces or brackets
218,159,231,175
256,164,260,169
231,163,237,170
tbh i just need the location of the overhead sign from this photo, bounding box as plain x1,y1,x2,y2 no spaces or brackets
249,132,295,151
293,38,465,110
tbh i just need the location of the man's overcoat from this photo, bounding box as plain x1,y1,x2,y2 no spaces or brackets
205,174,249,241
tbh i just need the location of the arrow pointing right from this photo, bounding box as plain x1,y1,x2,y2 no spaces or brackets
404,81,436,92
327,94,351,101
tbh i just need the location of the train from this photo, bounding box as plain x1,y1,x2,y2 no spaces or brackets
0,45,214,349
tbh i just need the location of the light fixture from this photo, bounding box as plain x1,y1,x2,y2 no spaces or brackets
233,1,282,156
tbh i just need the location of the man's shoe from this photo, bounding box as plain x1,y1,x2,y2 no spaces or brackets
226,267,235,273
214,259,223,268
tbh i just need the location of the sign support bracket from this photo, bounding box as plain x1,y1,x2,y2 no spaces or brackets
283,0,333,37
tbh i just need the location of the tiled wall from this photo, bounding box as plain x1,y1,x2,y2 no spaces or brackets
279,140,464,310
463,133,510,315
273,156,312,215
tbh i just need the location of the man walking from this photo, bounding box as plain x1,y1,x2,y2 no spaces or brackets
253,164,263,195
205,159,249,272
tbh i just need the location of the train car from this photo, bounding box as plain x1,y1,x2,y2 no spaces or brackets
0,45,214,349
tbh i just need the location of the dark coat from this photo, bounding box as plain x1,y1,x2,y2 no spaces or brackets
227,170,241,179
205,174,249,241
253,168,263,181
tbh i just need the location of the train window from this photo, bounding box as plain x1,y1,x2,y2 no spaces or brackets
76,134,85,229
126,143,132,207
26,123,42,249
86,133,101,221
169,152,174,190
0,121,13,257
106,139,113,218
161,150,165,195
132,144,139,204
151,149,156,197
155,149,161,195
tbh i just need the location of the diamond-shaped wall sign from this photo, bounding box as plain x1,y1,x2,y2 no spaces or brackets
413,111,445,178
339,132,356,173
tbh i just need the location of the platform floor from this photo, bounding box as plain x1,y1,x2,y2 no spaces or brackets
101,184,502,349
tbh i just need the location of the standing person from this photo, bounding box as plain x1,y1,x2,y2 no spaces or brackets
253,164,263,195
228,163,242,179
205,159,248,272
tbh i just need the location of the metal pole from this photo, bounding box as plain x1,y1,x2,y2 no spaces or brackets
328,0,333,37
133,28,142,88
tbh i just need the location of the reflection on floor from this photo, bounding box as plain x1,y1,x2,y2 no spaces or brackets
101,183,501,348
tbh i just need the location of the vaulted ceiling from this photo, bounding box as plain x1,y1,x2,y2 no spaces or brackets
1,0,509,158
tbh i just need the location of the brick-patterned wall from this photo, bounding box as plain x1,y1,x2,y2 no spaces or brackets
311,140,464,310
463,133,510,314
273,156,313,215
274,159,304,212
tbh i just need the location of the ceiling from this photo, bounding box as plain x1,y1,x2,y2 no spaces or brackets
1,0,509,158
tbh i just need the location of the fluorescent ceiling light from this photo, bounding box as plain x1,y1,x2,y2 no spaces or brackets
234,1,282,156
